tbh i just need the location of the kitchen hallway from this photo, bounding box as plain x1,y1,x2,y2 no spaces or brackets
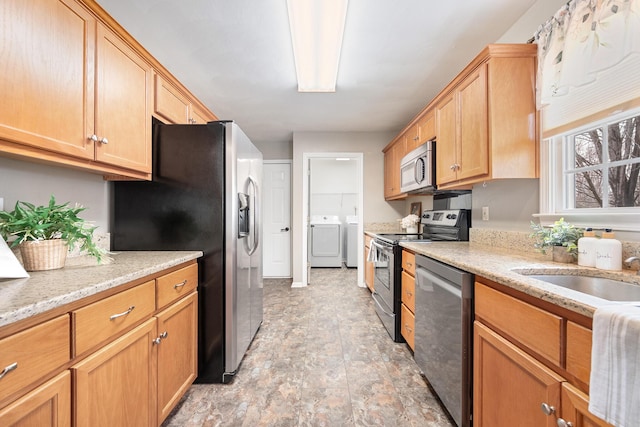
162,267,454,426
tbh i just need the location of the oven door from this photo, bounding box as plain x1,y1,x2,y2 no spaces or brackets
369,239,397,340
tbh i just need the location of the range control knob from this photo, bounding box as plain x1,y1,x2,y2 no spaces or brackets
423,214,431,219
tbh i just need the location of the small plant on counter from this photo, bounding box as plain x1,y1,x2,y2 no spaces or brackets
401,214,421,229
0,195,107,264
529,218,584,257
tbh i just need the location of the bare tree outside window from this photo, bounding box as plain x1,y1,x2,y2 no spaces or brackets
567,114,640,209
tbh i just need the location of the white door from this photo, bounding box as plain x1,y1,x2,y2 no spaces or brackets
263,162,291,277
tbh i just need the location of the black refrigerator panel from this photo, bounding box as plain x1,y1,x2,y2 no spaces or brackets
111,121,228,382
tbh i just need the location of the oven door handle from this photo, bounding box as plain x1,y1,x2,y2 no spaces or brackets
371,291,395,317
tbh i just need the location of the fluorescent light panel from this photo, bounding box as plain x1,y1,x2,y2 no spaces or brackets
287,0,348,92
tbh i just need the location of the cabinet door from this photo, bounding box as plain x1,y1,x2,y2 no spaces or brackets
435,92,457,185
0,371,71,427
404,125,420,152
383,148,395,199
156,292,198,423
73,319,157,427
457,63,488,181
154,74,190,124
417,110,436,143
474,321,564,427
94,23,152,173
560,383,614,427
0,0,95,159
190,105,214,124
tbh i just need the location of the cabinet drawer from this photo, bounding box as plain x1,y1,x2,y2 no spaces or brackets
0,315,70,404
475,282,562,365
156,264,198,309
401,304,415,350
401,271,415,313
566,321,592,385
73,280,155,355
402,250,415,276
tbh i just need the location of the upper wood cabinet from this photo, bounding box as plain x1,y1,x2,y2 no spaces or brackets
385,44,537,192
154,74,216,125
0,0,152,179
94,22,152,174
383,138,406,200
435,45,537,189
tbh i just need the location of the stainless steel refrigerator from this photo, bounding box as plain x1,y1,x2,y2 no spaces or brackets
111,120,263,383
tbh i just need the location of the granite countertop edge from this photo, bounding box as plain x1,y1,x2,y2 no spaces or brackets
398,240,640,318
0,251,203,329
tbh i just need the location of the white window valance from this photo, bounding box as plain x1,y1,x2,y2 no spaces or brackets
535,0,640,133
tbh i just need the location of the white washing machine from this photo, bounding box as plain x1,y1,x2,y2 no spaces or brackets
309,215,343,267
345,215,358,268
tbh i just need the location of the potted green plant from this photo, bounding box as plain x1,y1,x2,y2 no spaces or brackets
0,195,106,271
529,218,584,263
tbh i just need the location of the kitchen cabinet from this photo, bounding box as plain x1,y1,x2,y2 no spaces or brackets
156,292,198,423
364,234,374,292
434,45,537,188
400,249,416,350
72,263,198,426
0,371,71,427
0,0,152,179
383,138,406,200
0,260,198,427
154,74,216,125
474,278,611,427
403,124,421,152
74,319,157,427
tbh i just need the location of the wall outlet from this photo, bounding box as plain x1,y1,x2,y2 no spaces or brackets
482,206,489,221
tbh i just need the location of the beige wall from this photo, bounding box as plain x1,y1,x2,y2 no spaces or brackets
253,140,292,160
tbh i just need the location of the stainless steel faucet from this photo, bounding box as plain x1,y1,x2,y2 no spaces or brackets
624,257,640,275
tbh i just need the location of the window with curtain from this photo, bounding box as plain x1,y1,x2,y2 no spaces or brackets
535,0,640,231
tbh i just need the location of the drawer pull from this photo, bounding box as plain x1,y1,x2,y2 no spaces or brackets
173,280,188,289
153,331,169,345
109,306,135,321
541,402,555,416
404,324,413,333
406,291,413,297
0,362,17,380
406,262,413,267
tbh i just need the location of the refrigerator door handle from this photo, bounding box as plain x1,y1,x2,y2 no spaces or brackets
246,175,260,255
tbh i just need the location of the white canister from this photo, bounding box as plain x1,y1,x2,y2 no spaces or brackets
577,228,598,267
595,229,622,271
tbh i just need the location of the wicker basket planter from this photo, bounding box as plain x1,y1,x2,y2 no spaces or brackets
19,239,68,271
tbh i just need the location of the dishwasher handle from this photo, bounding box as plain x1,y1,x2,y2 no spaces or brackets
416,266,462,298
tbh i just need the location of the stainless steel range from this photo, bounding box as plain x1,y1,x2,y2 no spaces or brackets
369,209,470,342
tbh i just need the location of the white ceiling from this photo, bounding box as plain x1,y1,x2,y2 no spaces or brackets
96,0,538,145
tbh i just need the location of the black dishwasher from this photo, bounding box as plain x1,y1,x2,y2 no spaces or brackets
415,255,474,427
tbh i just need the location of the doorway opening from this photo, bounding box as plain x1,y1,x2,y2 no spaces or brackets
300,153,364,287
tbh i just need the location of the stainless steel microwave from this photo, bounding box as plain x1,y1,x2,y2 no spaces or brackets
400,140,435,194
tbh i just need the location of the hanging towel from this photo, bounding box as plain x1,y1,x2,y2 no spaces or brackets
588,303,640,427
367,242,378,263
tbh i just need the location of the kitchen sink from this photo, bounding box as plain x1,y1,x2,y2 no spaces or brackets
527,274,640,301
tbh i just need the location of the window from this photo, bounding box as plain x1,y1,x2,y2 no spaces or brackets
539,108,640,231
566,113,640,209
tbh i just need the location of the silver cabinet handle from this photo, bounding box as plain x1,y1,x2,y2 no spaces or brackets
406,291,413,297
98,137,109,144
0,362,17,380
541,403,555,416
109,306,135,321
404,324,413,333
406,262,413,267
88,134,98,142
450,164,456,171
153,331,168,345
557,419,573,427
173,280,187,289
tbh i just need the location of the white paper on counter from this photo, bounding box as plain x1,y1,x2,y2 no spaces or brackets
0,238,29,278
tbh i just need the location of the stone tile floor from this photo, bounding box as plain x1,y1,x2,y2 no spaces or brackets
162,267,455,427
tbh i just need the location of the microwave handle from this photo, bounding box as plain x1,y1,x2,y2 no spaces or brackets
415,157,425,184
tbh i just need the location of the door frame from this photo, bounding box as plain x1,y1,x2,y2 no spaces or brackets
298,152,364,288
263,160,292,278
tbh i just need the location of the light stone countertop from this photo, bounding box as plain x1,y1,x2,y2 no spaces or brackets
400,241,640,318
0,251,202,328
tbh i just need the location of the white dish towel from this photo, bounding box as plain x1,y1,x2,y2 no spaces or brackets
589,303,640,427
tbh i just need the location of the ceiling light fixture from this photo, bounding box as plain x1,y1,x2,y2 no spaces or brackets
286,0,348,92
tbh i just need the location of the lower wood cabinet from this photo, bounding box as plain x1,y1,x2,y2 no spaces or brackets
364,234,374,292
0,371,71,427
0,261,199,427
474,321,563,427
73,319,157,427
474,279,612,427
157,292,198,423
400,249,416,350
